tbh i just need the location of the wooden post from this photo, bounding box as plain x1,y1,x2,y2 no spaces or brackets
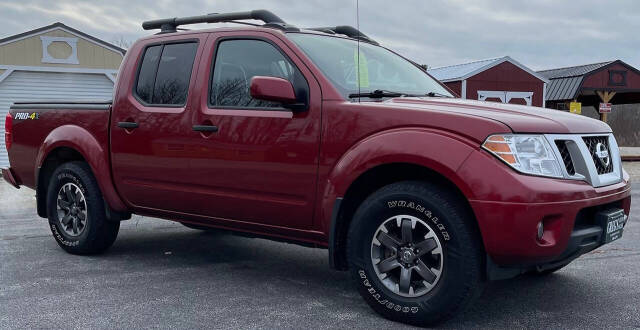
596,91,616,122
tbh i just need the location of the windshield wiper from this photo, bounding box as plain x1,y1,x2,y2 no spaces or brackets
348,90,453,99
348,89,419,99
425,91,452,98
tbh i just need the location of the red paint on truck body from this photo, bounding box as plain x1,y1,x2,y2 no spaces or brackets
3,27,631,267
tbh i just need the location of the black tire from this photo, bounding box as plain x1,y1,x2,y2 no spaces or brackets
347,181,485,327
46,161,119,255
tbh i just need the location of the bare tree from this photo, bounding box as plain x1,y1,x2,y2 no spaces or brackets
111,36,133,50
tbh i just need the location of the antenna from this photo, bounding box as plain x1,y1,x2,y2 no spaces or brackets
356,0,361,103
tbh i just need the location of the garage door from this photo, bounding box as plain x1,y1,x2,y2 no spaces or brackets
0,71,114,168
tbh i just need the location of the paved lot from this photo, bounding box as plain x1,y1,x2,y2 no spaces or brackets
1,164,639,329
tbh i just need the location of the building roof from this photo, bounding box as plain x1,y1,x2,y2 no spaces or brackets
427,56,549,83
427,57,500,81
0,22,126,55
538,61,616,101
537,61,613,80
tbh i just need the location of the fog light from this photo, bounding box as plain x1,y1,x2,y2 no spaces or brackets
537,221,544,240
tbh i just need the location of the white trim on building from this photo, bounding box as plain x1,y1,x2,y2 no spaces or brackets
478,90,534,106
0,65,117,82
0,69,13,84
461,79,467,98
40,36,79,64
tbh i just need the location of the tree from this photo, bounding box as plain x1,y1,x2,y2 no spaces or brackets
111,36,133,50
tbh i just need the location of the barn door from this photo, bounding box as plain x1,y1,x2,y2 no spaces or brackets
478,90,533,106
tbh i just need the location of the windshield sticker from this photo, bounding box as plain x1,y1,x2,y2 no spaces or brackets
353,49,370,88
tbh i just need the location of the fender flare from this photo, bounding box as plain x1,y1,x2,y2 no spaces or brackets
35,125,127,212
321,128,478,269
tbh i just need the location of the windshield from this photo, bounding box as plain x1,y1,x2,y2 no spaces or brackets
287,33,453,99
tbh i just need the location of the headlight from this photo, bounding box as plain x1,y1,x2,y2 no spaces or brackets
482,134,563,178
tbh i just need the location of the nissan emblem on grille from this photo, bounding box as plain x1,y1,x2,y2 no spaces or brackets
583,136,615,175
595,142,611,167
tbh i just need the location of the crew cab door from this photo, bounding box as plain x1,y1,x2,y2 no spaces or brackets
185,32,322,229
110,35,206,212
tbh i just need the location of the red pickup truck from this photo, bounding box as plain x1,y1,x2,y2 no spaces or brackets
2,10,631,326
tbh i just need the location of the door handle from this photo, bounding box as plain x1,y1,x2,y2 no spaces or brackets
117,122,139,129
192,125,219,133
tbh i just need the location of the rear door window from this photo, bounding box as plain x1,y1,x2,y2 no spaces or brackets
135,45,161,103
134,42,198,106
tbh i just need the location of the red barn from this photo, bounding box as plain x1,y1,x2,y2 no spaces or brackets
428,56,549,107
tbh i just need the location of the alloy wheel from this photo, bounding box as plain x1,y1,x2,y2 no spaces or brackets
56,183,88,237
371,215,444,297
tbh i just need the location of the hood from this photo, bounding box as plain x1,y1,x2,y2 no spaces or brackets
383,97,611,134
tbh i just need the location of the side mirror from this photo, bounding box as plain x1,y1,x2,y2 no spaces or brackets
249,76,298,105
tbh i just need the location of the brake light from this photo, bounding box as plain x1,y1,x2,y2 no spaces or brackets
4,112,12,150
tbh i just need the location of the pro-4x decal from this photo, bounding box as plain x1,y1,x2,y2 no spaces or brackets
14,112,39,120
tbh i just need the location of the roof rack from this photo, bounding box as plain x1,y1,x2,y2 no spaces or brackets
141,10,380,45
142,9,299,33
308,26,379,45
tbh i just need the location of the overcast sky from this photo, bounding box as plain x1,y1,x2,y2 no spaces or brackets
1,0,638,70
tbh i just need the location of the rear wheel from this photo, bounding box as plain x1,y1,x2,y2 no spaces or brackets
347,181,485,326
46,161,119,254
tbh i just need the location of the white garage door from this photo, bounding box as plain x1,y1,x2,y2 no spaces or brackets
0,71,114,168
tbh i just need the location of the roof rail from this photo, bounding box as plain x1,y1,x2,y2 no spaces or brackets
142,9,298,33
308,26,379,45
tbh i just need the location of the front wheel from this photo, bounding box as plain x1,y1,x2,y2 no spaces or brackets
46,161,119,255
347,181,485,326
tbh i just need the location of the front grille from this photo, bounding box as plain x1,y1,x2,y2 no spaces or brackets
555,140,575,175
545,133,620,187
583,136,614,174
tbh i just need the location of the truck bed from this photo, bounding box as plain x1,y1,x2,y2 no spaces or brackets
7,100,113,189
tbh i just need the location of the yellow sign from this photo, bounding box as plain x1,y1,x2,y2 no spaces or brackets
353,49,370,88
569,102,582,114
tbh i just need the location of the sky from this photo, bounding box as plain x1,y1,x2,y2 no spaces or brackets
1,0,639,71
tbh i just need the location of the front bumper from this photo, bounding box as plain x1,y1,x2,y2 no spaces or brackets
486,211,628,280
458,150,631,268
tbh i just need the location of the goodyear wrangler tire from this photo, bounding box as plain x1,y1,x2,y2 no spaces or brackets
46,161,119,255
347,181,485,326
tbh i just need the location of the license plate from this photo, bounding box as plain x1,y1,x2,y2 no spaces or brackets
597,209,626,243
